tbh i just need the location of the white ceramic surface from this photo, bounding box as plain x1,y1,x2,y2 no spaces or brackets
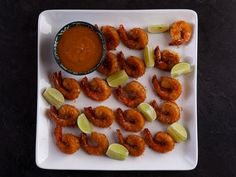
36,9,198,170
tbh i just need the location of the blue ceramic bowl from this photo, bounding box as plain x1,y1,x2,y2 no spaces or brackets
53,21,106,75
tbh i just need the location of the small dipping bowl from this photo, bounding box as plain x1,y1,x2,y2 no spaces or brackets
53,21,106,75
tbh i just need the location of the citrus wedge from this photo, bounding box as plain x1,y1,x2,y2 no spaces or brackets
171,62,191,77
77,113,92,134
144,45,155,67
137,103,157,122
106,143,129,160
167,122,188,143
107,70,129,87
147,24,169,33
43,87,64,109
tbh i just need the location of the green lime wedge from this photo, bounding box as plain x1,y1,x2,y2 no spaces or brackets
106,143,129,160
106,70,129,87
77,113,93,134
144,45,155,67
137,103,157,122
171,62,191,77
147,24,169,33
167,122,188,143
43,87,64,109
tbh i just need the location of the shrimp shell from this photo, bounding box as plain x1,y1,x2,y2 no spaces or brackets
116,129,145,156
143,128,175,153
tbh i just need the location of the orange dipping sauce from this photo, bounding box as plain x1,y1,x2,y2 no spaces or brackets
57,25,103,73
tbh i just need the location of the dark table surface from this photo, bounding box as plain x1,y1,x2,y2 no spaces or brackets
1,0,236,176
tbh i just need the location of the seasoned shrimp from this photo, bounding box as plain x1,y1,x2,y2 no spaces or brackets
143,128,175,153
84,106,114,128
118,25,148,50
97,51,120,76
154,47,180,71
80,77,111,101
115,108,145,132
101,25,120,50
152,75,182,101
80,132,109,155
115,80,146,107
117,51,145,78
50,71,80,100
150,100,180,124
54,125,80,154
116,129,145,156
169,20,192,46
47,104,79,127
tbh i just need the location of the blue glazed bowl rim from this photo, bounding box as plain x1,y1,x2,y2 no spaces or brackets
53,21,106,75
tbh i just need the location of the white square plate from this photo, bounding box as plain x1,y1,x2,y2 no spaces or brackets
36,9,198,170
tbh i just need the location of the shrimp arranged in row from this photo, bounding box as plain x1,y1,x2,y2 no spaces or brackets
150,100,180,124
101,25,120,50
169,20,192,46
97,51,120,76
47,104,79,127
80,77,111,101
54,125,80,154
115,108,145,132
115,80,146,108
117,51,145,78
143,128,175,153
50,71,80,100
154,46,180,71
152,75,182,101
80,132,109,155
118,25,148,50
84,106,114,128
116,129,145,156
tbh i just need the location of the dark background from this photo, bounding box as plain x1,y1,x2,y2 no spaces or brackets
0,0,236,176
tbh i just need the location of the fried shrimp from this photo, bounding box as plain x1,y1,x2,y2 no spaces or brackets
115,80,146,107
116,129,145,156
84,106,114,128
50,71,80,100
143,128,175,153
115,108,145,132
80,77,111,101
154,46,180,71
97,51,120,76
101,25,120,50
47,104,79,127
80,132,109,155
117,51,145,78
150,100,180,124
152,75,182,101
118,25,148,50
54,125,80,154
169,20,192,46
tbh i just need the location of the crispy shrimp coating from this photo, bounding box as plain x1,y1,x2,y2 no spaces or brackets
84,106,114,128
118,25,148,50
80,77,111,101
80,132,109,155
97,51,120,76
47,104,79,127
143,128,175,153
54,125,80,154
117,51,145,78
152,75,182,101
115,108,145,132
116,129,145,156
150,100,180,124
169,20,192,46
50,71,80,100
115,80,146,108
101,25,120,50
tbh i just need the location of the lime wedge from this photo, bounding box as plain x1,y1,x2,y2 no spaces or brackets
144,45,155,67
43,87,64,109
106,143,129,160
171,62,191,77
147,24,169,33
137,103,157,122
167,122,188,143
77,113,92,134
106,70,129,87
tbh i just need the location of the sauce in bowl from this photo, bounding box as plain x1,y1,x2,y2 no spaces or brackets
54,22,106,74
